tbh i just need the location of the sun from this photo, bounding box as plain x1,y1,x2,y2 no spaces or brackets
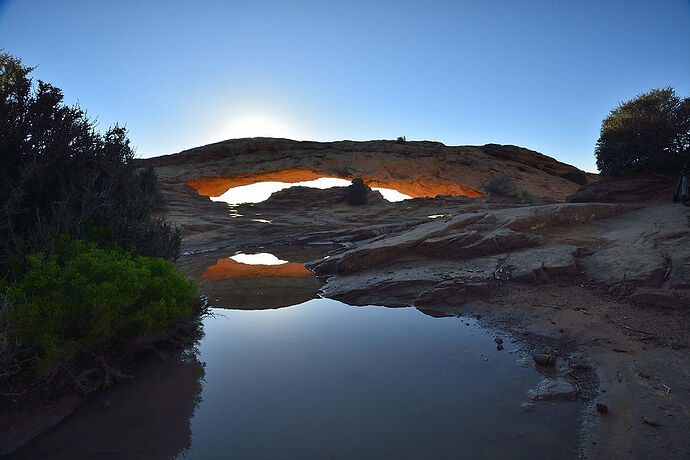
221,113,299,140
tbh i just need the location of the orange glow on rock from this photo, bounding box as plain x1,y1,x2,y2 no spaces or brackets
187,169,483,199
201,258,313,280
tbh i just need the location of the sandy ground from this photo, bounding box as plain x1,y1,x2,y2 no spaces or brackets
465,280,690,459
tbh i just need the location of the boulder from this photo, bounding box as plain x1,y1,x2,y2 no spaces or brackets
528,378,578,401
579,247,668,287
503,245,579,282
628,289,684,308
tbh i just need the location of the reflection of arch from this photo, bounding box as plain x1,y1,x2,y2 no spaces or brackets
200,275,323,310
12,349,205,459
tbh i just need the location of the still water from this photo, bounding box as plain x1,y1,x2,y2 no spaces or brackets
16,298,581,459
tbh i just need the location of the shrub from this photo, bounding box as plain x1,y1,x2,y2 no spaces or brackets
2,240,198,377
396,136,406,144
595,87,690,176
560,170,588,185
514,190,538,204
481,176,517,196
0,53,180,277
345,178,368,205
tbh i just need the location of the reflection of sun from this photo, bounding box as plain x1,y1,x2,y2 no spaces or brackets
222,113,298,140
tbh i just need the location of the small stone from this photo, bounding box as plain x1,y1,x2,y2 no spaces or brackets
638,373,651,379
641,416,659,427
596,403,608,413
528,378,578,401
496,344,504,351
494,338,504,345
534,354,556,366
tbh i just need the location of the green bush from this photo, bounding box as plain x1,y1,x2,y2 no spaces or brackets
514,190,538,204
2,240,197,377
595,87,690,175
481,176,517,196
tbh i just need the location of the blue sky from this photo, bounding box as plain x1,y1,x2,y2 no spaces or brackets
1,0,689,172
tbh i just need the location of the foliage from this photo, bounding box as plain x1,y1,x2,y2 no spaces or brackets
345,177,368,205
560,170,588,185
514,190,538,204
0,52,180,277
396,136,406,144
481,176,517,196
2,239,198,377
595,87,690,176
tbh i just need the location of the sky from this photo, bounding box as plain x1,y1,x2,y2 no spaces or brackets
1,0,689,172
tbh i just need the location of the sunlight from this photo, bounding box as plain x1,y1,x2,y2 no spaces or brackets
222,113,299,140
210,177,350,204
372,187,412,202
209,177,412,205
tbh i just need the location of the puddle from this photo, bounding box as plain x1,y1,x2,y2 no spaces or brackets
197,252,323,310
229,253,288,265
209,177,411,205
201,253,314,280
17,299,582,459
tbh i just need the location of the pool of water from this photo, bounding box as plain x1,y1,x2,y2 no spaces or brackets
16,298,581,459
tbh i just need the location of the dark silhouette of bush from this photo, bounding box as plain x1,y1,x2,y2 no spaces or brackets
560,170,588,185
595,87,690,176
345,177,368,205
396,136,406,144
481,176,517,196
0,53,180,277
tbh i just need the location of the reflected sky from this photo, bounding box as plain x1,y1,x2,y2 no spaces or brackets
180,299,581,459
201,254,312,280
209,177,411,204
229,252,287,265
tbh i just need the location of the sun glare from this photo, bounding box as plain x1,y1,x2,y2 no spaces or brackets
222,113,299,140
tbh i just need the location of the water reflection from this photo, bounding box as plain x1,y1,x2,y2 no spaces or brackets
198,252,322,310
201,256,313,280
14,299,582,459
181,299,581,459
12,348,205,460
229,253,288,265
